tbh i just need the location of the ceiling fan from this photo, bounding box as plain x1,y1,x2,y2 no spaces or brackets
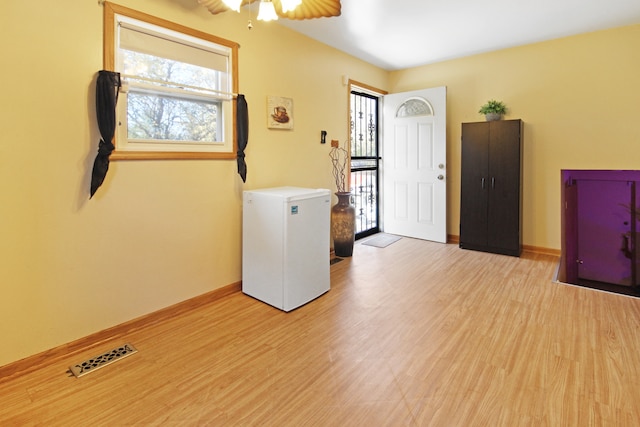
198,0,342,20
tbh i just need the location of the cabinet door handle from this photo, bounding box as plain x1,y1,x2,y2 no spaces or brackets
491,177,495,189
622,232,633,259
481,177,485,189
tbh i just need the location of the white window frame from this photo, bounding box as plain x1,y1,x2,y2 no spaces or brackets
103,2,239,160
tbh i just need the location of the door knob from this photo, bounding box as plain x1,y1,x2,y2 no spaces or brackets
437,175,444,180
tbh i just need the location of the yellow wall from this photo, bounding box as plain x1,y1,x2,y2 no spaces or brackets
389,24,640,250
2,0,638,368
0,0,387,367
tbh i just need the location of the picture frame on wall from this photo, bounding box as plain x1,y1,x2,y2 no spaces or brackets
267,96,294,130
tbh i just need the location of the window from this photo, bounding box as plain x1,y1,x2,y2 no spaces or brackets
395,97,433,118
103,2,239,160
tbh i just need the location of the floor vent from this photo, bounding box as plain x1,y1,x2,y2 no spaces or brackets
330,257,344,265
68,343,137,378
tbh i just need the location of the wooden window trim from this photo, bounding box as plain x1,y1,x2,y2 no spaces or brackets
103,1,239,160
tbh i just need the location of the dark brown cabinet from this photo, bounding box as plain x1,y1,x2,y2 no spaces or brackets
460,119,523,256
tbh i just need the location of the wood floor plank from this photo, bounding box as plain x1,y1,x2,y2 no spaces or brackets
2,238,640,426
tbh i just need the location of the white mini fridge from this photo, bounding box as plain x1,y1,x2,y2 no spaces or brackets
242,187,331,311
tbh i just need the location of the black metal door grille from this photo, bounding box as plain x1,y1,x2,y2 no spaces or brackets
350,90,380,239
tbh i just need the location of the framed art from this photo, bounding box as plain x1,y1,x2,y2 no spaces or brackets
267,96,294,130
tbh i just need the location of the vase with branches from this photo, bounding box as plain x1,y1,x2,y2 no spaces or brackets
329,140,355,257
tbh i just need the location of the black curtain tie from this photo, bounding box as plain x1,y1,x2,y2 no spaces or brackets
236,94,249,183
90,70,121,198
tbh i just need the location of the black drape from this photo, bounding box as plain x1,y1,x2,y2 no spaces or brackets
90,70,121,198
236,94,249,183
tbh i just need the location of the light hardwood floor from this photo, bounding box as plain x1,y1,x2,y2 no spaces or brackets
3,238,640,426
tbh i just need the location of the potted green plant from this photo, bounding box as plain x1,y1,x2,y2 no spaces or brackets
478,100,507,121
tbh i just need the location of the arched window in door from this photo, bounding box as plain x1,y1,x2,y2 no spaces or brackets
396,97,434,118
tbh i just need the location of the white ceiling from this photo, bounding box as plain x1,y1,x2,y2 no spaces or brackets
276,0,640,71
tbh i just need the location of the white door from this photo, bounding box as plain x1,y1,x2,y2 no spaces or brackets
382,87,447,243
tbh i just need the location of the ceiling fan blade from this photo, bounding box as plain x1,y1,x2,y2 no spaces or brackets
198,0,229,15
198,0,259,15
275,0,341,19
198,0,341,19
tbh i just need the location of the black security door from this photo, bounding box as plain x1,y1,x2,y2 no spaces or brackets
350,90,380,239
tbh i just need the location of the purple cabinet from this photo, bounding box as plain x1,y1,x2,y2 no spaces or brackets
561,170,640,294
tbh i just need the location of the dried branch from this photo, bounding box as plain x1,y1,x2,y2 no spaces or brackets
329,144,348,193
